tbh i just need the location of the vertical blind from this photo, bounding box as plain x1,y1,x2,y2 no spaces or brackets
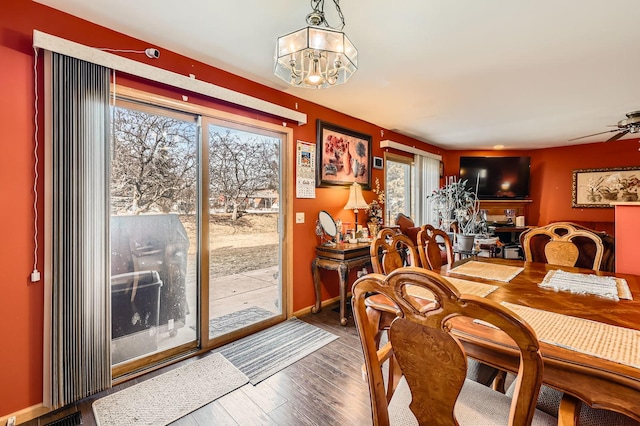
49,53,111,407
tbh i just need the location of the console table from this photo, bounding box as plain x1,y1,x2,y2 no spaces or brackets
492,226,532,244
311,241,371,325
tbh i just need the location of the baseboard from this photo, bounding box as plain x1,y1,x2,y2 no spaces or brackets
292,295,341,318
0,403,51,425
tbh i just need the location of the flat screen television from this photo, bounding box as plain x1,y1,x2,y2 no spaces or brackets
459,156,531,199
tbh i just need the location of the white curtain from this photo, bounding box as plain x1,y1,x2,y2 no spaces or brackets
414,155,440,227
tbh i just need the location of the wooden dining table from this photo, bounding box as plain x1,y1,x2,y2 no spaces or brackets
439,257,640,421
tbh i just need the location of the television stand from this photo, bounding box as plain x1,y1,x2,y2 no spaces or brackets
478,200,532,224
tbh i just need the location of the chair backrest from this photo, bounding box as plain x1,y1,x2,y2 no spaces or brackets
395,213,420,246
352,267,544,426
416,224,454,270
520,222,606,270
370,228,420,273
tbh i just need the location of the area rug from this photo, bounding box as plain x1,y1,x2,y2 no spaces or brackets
209,306,275,336
92,353,248,426
214,317,339,384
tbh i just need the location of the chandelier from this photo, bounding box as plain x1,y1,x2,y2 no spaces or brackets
274,0,358,89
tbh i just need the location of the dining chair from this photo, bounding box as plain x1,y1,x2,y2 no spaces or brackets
368,226,499,387
352,267,558,425
366,228,422,347
520,222,609,271
370,228,421,274
416,224,454,270
506,376,640,426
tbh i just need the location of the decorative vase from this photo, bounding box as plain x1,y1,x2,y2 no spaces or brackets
587,193,602,202
367,223,380,238
599,189,619,201
622,191,638,202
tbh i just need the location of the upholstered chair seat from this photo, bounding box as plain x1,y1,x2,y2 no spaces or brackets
506,383,640,426
389,377,557,425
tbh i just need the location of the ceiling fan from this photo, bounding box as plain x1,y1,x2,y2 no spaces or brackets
569,111,640,142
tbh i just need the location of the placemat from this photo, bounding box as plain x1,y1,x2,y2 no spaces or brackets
407,277,499,300
448,261,524,282
502,302,640,369
539,270,632,301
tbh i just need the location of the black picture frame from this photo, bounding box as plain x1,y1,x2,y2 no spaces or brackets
572,166,640,208
316,120,372,189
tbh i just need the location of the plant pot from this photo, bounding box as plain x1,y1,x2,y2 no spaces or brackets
599,189,619,201
456,234,476,252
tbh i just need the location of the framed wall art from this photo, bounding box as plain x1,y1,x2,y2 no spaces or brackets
572,166,640,208
316,120,372,188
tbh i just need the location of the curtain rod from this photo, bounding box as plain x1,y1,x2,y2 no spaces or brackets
32,30,307,126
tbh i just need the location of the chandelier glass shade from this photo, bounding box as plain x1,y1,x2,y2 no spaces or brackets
274,4,357,89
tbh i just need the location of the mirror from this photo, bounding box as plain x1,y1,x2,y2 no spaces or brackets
318,210,338,244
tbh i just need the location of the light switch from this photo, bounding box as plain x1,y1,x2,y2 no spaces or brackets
296,212,305,223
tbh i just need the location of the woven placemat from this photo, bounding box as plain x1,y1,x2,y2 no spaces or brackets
448,261,524,282
539,270,632,301
407,277,498,300
502,302,640,369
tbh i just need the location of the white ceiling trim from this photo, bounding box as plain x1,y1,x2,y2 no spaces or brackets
380,140,441,161
32,30,307,125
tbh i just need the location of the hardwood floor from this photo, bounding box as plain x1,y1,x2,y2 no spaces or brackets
39,304,373,426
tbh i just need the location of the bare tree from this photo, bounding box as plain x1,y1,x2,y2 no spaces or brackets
111,107,197,214
209,130,279,221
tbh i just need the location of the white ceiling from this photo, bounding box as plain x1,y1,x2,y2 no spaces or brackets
36,0,640,150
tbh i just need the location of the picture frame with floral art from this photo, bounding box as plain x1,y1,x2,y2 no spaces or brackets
316,120,372,189
572,167,640,208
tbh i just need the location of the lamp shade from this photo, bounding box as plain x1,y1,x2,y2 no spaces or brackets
343,182,369,211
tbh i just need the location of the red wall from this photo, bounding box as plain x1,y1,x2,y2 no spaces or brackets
444,139,640,227
615,204,640,274
2,0,640,419
530,140,640,226
0,0,442,417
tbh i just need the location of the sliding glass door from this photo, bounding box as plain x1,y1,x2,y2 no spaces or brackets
110,100,199,374
108,88,289,376
205,120,284,341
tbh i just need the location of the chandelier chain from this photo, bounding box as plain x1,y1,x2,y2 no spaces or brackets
308,0,345,30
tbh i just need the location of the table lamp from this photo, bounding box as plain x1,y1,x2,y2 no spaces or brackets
343,182,369,232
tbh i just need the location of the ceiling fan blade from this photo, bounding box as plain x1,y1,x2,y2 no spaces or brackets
605,129,630,142
567,129,619,142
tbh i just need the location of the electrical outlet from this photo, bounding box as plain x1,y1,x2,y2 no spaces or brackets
295,212,305,224
7,416,16,426
31,270,41,282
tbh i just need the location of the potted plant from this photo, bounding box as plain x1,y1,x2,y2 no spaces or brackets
427,177,486,250
618,175,639,201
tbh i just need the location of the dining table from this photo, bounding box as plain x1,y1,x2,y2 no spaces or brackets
438,257,640,421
